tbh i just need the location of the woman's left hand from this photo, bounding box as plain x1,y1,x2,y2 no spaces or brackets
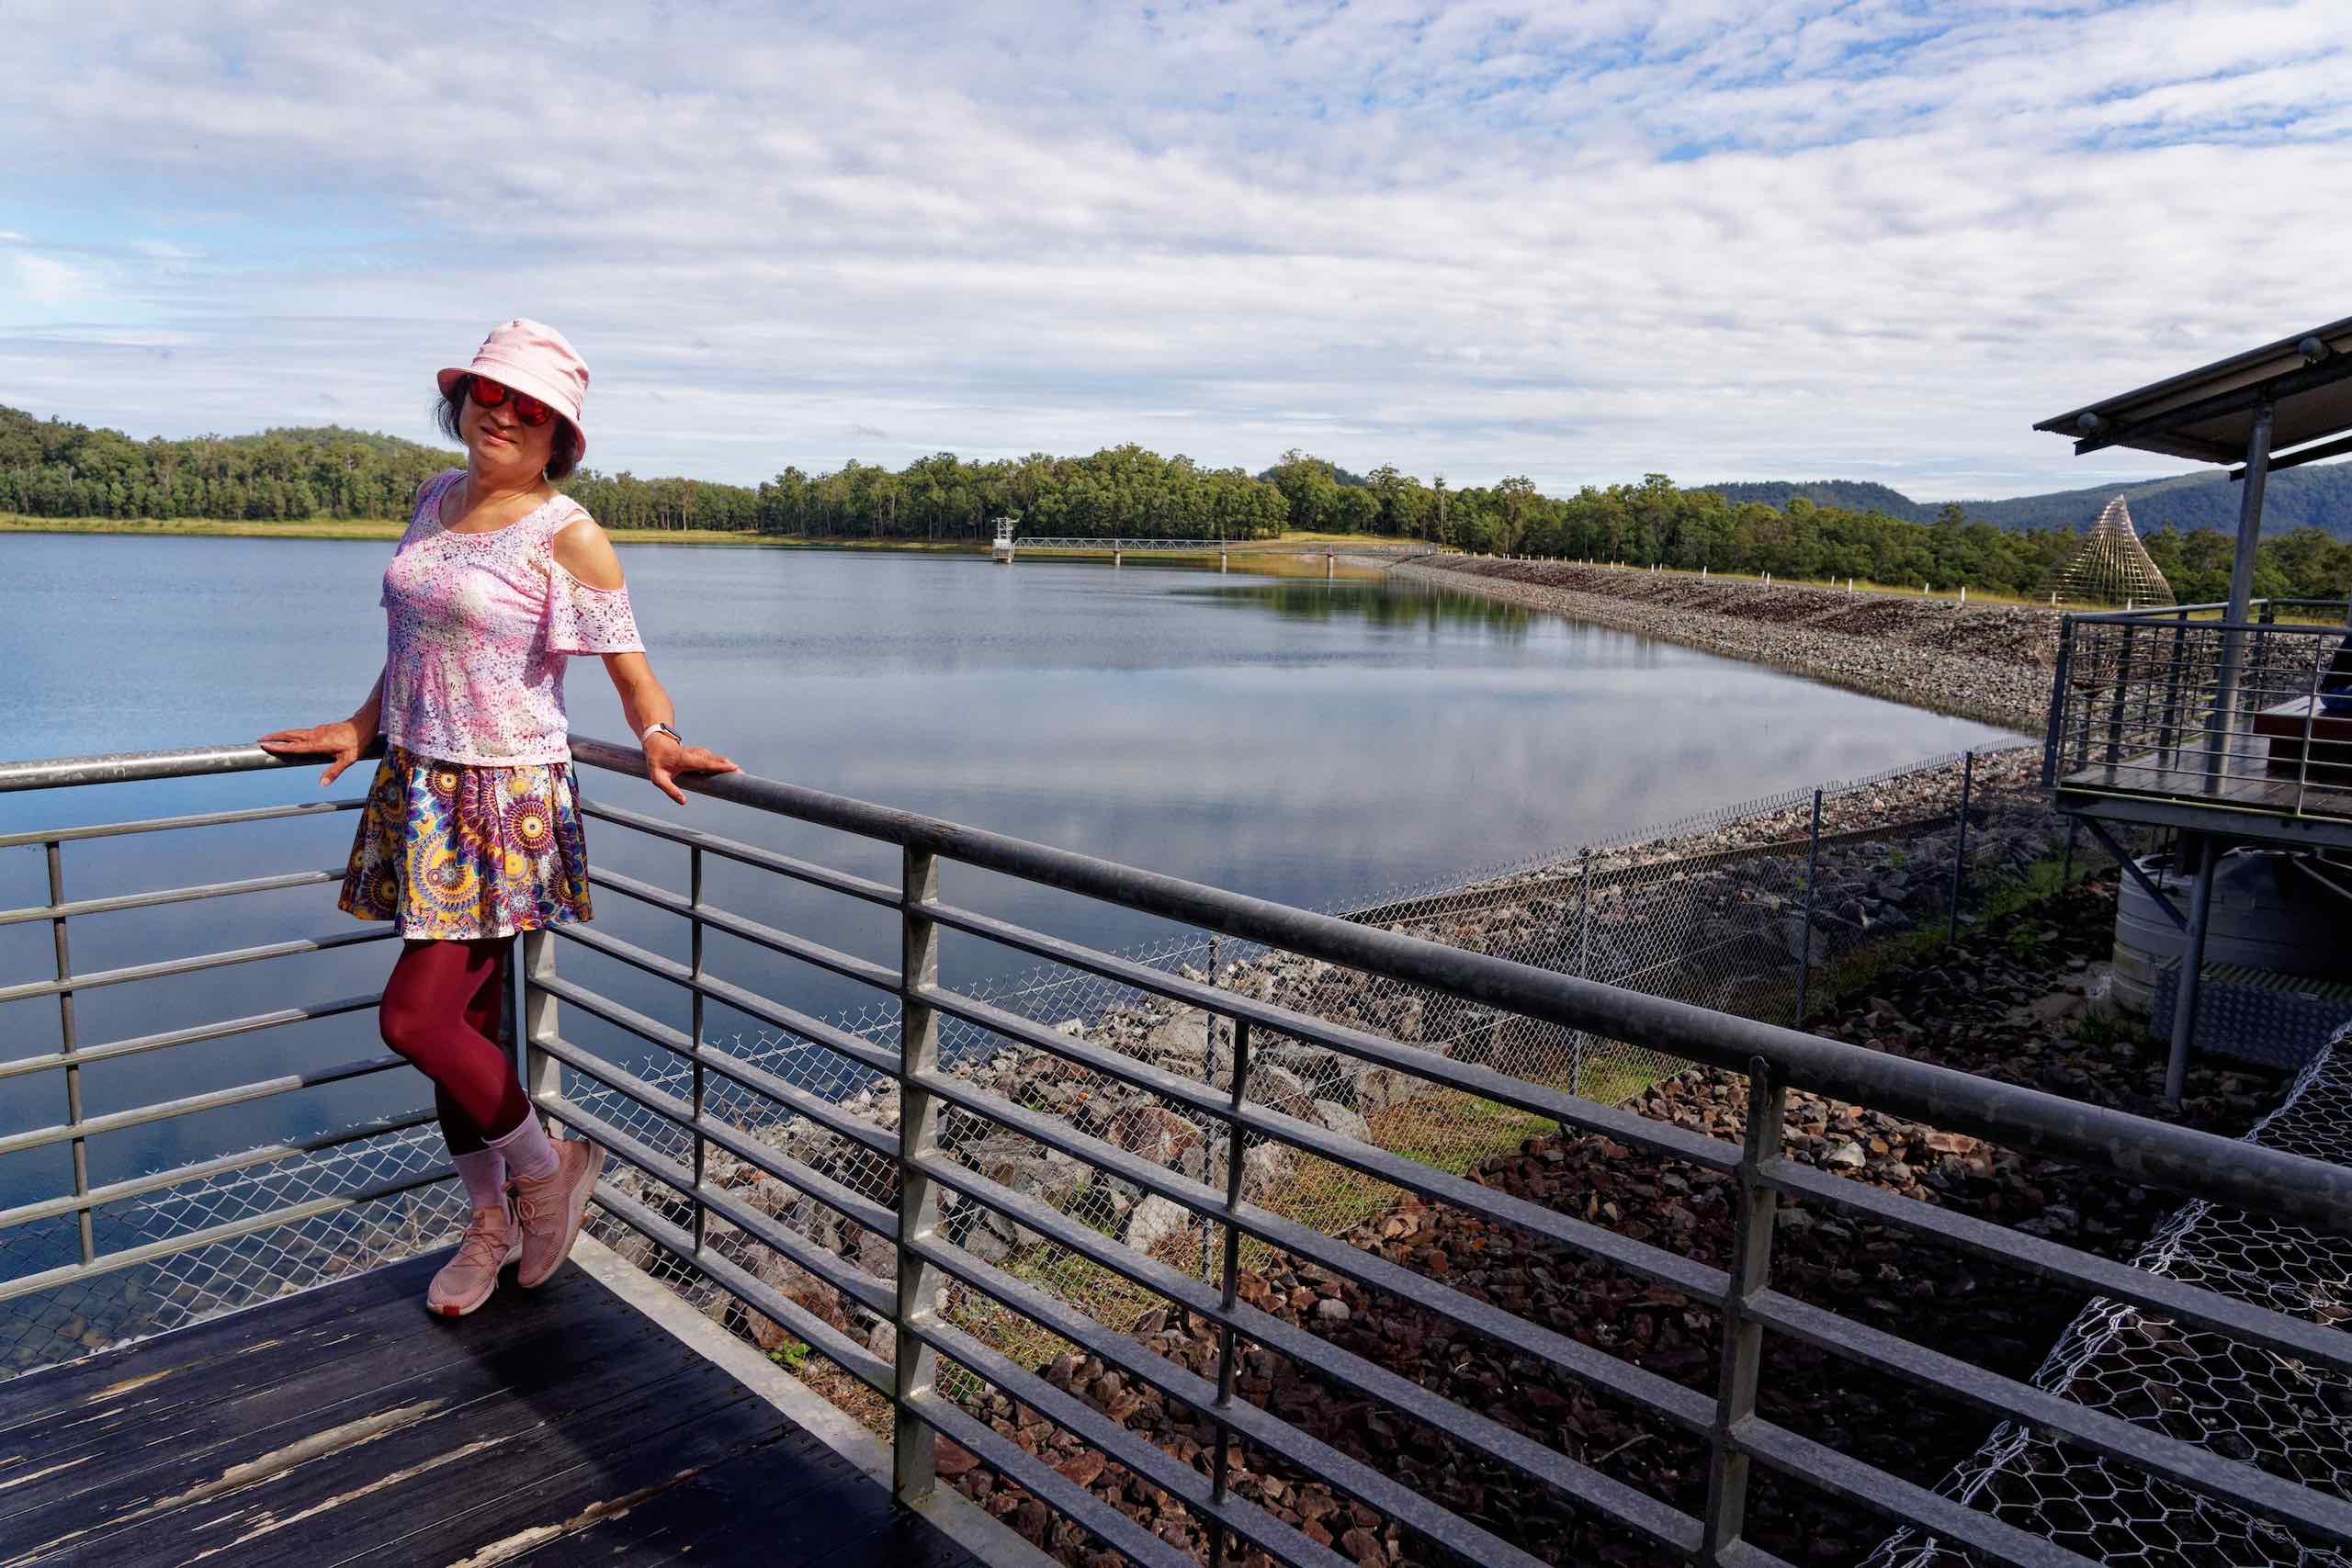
646,735,741,805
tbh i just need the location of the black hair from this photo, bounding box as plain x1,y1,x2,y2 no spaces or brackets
434,376,584,482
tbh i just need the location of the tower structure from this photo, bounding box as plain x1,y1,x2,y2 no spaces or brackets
2037,496,2174,606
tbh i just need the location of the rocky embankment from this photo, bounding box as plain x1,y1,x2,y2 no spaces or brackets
1386,558,2060,731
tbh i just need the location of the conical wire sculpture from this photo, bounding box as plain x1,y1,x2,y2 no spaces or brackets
2038,496,2175,606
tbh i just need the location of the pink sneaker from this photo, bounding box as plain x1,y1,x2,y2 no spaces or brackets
511,1137,607,1288
427,1204,521,1318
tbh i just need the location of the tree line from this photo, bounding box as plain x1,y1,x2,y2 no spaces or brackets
3,405,2346,603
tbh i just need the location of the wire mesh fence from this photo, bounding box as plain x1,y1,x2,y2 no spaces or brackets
1864,1020,2352,1568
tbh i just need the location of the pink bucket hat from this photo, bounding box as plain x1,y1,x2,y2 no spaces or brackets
437,319,591,455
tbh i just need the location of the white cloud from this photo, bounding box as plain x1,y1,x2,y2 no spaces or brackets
13,254,94,309
0,0,2346,498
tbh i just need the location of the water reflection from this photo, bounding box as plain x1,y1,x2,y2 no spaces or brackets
1180,579,1540,636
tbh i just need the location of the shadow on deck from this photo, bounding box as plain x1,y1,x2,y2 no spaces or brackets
0,1241,995,1567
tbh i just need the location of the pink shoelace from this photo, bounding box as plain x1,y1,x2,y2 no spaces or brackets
453,1209,514,1266
510,1182,560,1235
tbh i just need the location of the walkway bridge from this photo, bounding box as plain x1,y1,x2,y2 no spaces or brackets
2,739,2350,1565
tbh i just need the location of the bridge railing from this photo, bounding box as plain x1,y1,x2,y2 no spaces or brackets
7,741,2352,1566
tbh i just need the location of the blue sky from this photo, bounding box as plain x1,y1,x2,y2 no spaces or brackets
4,0,2348,498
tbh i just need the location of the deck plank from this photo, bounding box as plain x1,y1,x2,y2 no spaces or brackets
0,1247,983,1568
0,1261,628,1521
496,1422,922,1564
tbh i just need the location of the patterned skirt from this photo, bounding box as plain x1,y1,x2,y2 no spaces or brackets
338,745,594,940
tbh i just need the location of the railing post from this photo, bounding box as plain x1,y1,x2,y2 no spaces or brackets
1792,791,1823,1028
2158,615,2189,775
690,844,708,1258
1207,1017,1250,1568
45,842,93,1266
2104,622,2138,766
520,929,561,1111
2041,615,2075,789
1702,1055,1784,1563
1573,846,1591,1097
1946,750,1974,945
1200,932,1222,1282
894,846,944,1505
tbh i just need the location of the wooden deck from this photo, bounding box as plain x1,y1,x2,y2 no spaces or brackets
0,1251,985,1567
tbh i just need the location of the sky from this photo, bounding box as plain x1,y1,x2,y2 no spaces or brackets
3,0,2348,500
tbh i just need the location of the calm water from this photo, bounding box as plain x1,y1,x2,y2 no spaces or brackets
0,536,2007,1219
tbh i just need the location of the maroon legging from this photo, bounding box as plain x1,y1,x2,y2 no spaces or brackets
379,937,528,1156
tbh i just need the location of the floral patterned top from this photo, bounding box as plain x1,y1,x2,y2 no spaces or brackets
379,468,644,766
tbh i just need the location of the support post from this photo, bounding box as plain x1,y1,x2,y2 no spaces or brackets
1946,750,1974,944
1792,790,1824,1028
1701,1055,1785,1563
2166,835,2222,1102
1205,1016,1251,1568
689,844,708,1258
894,847,944,1504
45,842,92,1266
2104,622,2138,767
520,929,561,1113
1573,847,1592,1097
2061,818,2077,886
2209,403,2274,785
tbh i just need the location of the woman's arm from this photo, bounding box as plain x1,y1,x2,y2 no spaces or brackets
551,519,740,805
258,662,385,785
599,651,740,804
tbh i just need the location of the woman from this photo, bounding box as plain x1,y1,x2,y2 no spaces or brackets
262,319,739,1317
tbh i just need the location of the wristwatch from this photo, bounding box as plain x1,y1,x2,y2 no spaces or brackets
641,723,683,750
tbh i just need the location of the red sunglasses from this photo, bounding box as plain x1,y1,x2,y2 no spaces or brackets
463,375,556,428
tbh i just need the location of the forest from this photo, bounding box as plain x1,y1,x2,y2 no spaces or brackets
3,403,2346,604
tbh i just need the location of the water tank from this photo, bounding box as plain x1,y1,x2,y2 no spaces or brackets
2112,849,2349,1016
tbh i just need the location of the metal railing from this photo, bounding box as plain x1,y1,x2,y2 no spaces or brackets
9,739,2352,1566
532,736,2352,1568
0,744,445,1322
2043,598,2352,831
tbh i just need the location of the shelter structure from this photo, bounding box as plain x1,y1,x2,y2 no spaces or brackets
2036,496,2173,606
2035,316,2352,1098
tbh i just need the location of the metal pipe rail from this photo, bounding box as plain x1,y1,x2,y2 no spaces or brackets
523,733,2352,1568
0,744,444,1309
9,739,2352,1562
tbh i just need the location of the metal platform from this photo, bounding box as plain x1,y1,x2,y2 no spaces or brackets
0,1247,987,1567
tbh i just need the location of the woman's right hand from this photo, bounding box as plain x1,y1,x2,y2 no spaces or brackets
258,720,367,786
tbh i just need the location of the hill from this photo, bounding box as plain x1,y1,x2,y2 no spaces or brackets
1698,462,2352,539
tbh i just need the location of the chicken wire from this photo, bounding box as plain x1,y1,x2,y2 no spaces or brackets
1866,1020,2352,1568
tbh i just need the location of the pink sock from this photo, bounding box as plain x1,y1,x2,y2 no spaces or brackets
452,1148,508,1211
487,1114,560,1183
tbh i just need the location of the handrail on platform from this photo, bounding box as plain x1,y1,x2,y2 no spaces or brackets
6,737,2352,1566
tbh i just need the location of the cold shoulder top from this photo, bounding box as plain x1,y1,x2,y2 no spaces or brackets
378,468,645,765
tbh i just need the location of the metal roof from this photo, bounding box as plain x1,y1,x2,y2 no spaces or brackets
2033,315,2352,466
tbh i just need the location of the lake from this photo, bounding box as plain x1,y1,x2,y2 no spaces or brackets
0,535,2008,1218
